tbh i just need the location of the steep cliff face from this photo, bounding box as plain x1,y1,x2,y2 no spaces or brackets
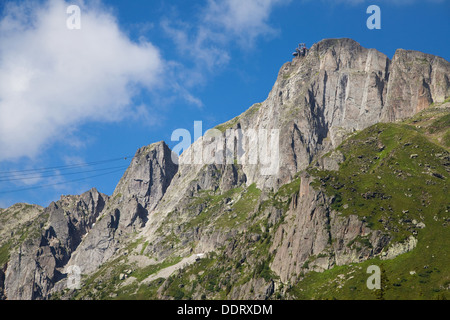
383,49,450,121
66,141,178,275
199,38,450,192
270,173,390,283
0,204,43,246
0,204,44,300
210,38,392,190
113,142,179,212
1,38,449,300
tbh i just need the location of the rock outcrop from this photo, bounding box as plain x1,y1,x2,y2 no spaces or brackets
270,173,390,282
3,188,107,299
0,204,43,248
65,141,178,275
113,141,179,212
2,141,178,299
383,49,450,121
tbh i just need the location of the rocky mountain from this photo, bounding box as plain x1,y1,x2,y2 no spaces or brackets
0,38,449,300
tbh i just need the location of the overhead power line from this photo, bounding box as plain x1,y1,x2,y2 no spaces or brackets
0,156,133,177
0,167,127,195
0,165,128,182
0,155,133,195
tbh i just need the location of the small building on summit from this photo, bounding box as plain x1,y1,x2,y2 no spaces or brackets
293,43,308,57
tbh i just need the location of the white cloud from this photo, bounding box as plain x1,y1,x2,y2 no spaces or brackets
162,0,289,77
204,0,290,45
161,18,230,72
0,0,163,161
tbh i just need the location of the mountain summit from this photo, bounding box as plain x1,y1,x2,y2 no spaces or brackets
1,38,449,300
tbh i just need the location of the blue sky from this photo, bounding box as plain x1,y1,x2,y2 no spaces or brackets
0,0,449,208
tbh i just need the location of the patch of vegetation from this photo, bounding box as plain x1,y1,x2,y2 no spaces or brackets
283,72,294,80
443,130,450,147
149,253,225,300
260,176,301,213
71,254,183,300
308,121,449,243
253,257,276,282
215,117,241,133
215,103,261,133
182,187,243,231
242,103,262,118
216,184,261,229
0,241,11,266
347,235,373,250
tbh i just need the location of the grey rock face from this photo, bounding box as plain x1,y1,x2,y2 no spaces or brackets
2,141,178,299
270,173,390,282
3,188,107,300
229,278,275,300
0,204,43,246
383,49,450,121
4,237,41,300
64,208,120,276
113,141,179,211
67,141,178,274
45,188,107,261
380,235,418,260
230,38,392,189
315,150,345,171
3,142,178,299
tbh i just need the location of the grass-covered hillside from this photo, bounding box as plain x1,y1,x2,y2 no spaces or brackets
291,106,450,300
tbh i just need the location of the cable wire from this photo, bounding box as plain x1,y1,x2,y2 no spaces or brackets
0,165,129,183
0,156,133,177
0,155,133,195
0,167,127,195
